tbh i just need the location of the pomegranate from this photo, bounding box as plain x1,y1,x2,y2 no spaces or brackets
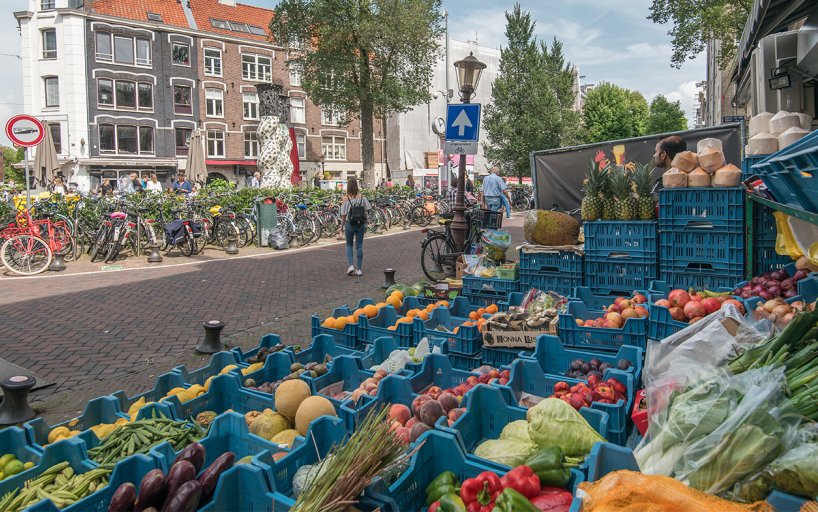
620,308,638,320
634,306,649,318
654,299,671,308
607,304,621,314
683,301,706,320
669,307,687,322
632,293,647,304
606,312,623,328
701,298,721,315
668,289,691,307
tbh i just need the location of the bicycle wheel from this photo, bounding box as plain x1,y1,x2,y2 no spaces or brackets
1,235,53,275
213,220,237,249
367,209,384,233
178,229,195,257
412,206,432,227
234,216,254,247
421,234,455,282
50,224,76,262
89,225,110,262
320,212,339,239
193,221,208,254
296,216,316,246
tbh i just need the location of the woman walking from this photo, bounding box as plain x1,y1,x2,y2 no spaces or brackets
339,177,371,276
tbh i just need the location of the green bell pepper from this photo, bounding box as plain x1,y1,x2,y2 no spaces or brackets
525,446,572,487
491,487,539,512
426,471,460,506
439,493,466,512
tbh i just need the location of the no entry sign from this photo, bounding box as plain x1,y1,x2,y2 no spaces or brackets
5,114,44,147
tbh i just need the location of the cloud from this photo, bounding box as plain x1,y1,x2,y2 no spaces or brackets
662,80,701,126
0,0,26,147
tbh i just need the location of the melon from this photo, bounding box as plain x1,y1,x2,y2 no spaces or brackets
249,412,291,440
275,379,311,419
271,429,300,447
295,396,337,435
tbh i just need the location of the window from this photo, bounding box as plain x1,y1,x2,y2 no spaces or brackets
248,26,267,36
115,81,136,108
44,77,59,107
117,125,138,154
289,66,301,86
204,48,222,76
242,54,271,81
95,32,112,62
173,85,192,115
136,38,151,66
42,29,56,59
97,79,114,106
99,124,115,153
244,132,258,158
211,19,229,29
41,0,55,10
205,88,223,117
175,128,191,156
243,92,258,120
321,108,341,126
49,123,61,154
207,130,225,157
321,136,346,161
147,12,163,22
290,97,305,124
296,133,306,159
114,35,134,64
172,42,190,66
139,126,154,154
228,21,249,33
137,83,153,110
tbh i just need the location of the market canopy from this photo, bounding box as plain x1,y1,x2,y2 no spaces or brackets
32,120,60,187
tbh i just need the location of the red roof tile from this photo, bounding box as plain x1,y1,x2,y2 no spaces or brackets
91,0,191,29
189,0,274,43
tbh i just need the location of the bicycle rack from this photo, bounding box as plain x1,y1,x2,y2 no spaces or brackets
0,375,37,425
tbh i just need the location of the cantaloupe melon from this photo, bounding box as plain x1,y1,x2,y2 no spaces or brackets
295,396,337,435
271,429,300,447
275,379,311,419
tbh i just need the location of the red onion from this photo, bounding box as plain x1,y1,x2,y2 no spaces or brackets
766,279,781,288
767,286,781,296
794,269,810,281
759,290,773,300
771,270,787,281
733,288,742,295
781,278,794,290
752,285,765,294
784,288,798,298
751,277,760,285
741,291,752,299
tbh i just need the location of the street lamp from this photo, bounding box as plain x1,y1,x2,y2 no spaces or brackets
450,52,486,251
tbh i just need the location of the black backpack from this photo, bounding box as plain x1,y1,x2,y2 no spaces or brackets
348,197,367,227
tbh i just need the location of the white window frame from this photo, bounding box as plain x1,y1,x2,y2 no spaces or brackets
42,29,57,60
96,33,151,67
204,48,222,77
136,38,151,67
172,42,191,67
49,123,62,154
321,136,346,161
139,126,155,154
98,124,155,155
296,133,306,159
95,32,113,62
241,54,271,82
114,35,135,65
244,131,259,158
44,76,59,108
205,88,224,118
173,85,192,115
321,108,341,126
289,66,301,86
99,124,116,153
175,127,192,156
207,129,225,157
290,97,305,124
243,92,259,120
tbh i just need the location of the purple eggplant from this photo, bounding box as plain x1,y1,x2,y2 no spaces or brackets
108,482,137,512
172,443,205,473
165,461,197,502
159,480,202,512
134,469,168,512
197,452,235,503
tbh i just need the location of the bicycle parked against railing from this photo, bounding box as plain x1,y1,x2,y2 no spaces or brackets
419,207,499,282
0,208,75,275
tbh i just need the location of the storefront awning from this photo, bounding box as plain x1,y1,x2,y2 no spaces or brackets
205,159,258,166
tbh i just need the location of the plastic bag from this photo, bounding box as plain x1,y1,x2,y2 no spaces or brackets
481,229,511,263
270,224,289,250
635,366,801,497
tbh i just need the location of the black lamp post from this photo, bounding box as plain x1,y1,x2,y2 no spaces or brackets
449,52,486,251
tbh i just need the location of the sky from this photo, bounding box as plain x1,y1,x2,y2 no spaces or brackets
0,0,704,145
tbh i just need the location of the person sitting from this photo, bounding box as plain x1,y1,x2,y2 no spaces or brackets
172,173,193,195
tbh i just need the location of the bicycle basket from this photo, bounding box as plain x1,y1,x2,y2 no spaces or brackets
473,208,502,229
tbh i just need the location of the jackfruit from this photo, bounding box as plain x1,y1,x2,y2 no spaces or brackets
523,210,580,246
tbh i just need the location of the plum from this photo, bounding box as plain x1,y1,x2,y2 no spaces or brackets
437,393,459,413
419,399,446,427
411,395,433,418
589,358,601,370
409,422,431,442
617,359,632,371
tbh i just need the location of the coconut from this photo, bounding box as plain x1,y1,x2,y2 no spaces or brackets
795,112,813,131
779,126,810,149
696,137,723,154
671,151,698,173
769,111,800,136
662,168,687,188
698,147,726,174
747,132,778,155
749,112,773,137
687,167,710,188
712,164,742,188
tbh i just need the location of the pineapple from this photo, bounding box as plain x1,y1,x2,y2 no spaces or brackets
634,162,656,220
581,162,607,221
610,169,637,221
600,166,616,221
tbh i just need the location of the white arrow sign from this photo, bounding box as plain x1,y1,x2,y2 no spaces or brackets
451,110,473,137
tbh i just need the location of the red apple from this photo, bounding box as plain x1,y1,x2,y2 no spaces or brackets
406,416,420,430
448,407,466,422
683,301,706,320
654,299,671,308
426,386,443,399
701,297,721,315
669,306,687,322
602,320,618,329
619,300,633,309
606,312,623,328
387,404,411,426
466,376,478,386
689,293,703,302
668,289,691,307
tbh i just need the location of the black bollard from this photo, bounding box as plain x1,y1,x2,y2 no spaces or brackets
147,242,163,263
0,375,37,425
382,268,397,289
225,235,239,255
196,320,225,354
48,251,67,272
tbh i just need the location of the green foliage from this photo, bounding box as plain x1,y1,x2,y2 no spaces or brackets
646,94,689,135
483,4,581,182
582,83,649,143
2,146,25,185
648,0,753,69
270,0,444,187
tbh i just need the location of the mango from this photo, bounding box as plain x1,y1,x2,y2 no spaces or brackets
3,460,23,477
48,427,70,444
219,365,238,375
22,462,34,470
0,454,14,467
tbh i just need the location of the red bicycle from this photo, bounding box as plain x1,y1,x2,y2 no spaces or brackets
0,208,74,275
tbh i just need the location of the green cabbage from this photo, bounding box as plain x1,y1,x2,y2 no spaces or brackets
526,398,605,457
473,438,537,467
499,420,532,443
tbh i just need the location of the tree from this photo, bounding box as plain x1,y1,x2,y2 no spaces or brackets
270,0,444,188
648,0,753,69
646,94,689,134
582,83,648,143
1,146,24,184
483,4,580,182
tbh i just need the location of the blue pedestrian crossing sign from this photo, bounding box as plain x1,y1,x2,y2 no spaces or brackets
446,104,481,142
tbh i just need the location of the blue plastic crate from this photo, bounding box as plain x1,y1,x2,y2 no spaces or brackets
310,313,362,349
24,395,129,450
462,276,520,297
357,305,414,347
520,271,583,297
659,229,745,274
658,268,744,292
461,293,501,308
658,187,745,229
302,355,385,407
558,301,648,352
413,307,483,355
447,352,483,371
518,248,583,277
108,372,181,423
647,302,690,340
583,259,658,297
360,336,448,375
742,154,771,178
571,286,649,309
199,464,282,512
583,221,657,260
407,353,479,394
239,351,301,392
752,202,793,275
754,129,818,212
481,346,519,367
521,334,643,386
171,351,246,387
285,333,364,367
338,373,416,433
0,426,42,468
766,490,809,512
163,373,275,421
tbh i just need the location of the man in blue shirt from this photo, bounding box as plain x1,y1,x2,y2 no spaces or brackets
481,166,511,218
173,173,193,195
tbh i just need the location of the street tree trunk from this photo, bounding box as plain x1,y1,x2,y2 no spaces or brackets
359,48,375,189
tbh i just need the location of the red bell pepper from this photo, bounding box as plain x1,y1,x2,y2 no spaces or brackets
460,471,502,512
429,502,441,512
500,465,541,499
530,487,573,512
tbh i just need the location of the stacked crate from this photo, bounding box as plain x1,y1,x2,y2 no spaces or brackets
517,248,583,296
582,221,658,295
751,202,793,275
658,188,745,290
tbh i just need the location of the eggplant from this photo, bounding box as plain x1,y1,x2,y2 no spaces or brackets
159,480,202,512
197,452,235,504
172,443,206,473
108,482,137,512
165,461,197,502
134,469,168,512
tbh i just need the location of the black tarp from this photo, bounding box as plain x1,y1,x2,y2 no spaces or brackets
531,124,743,211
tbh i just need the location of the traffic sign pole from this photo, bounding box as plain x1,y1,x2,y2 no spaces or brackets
23,148,30,207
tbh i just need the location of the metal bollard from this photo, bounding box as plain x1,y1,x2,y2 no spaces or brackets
48,251,67,272
382,268,397,289
196,320,225,354
0,375,37,425
147,242,163,263
225,235,239,255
